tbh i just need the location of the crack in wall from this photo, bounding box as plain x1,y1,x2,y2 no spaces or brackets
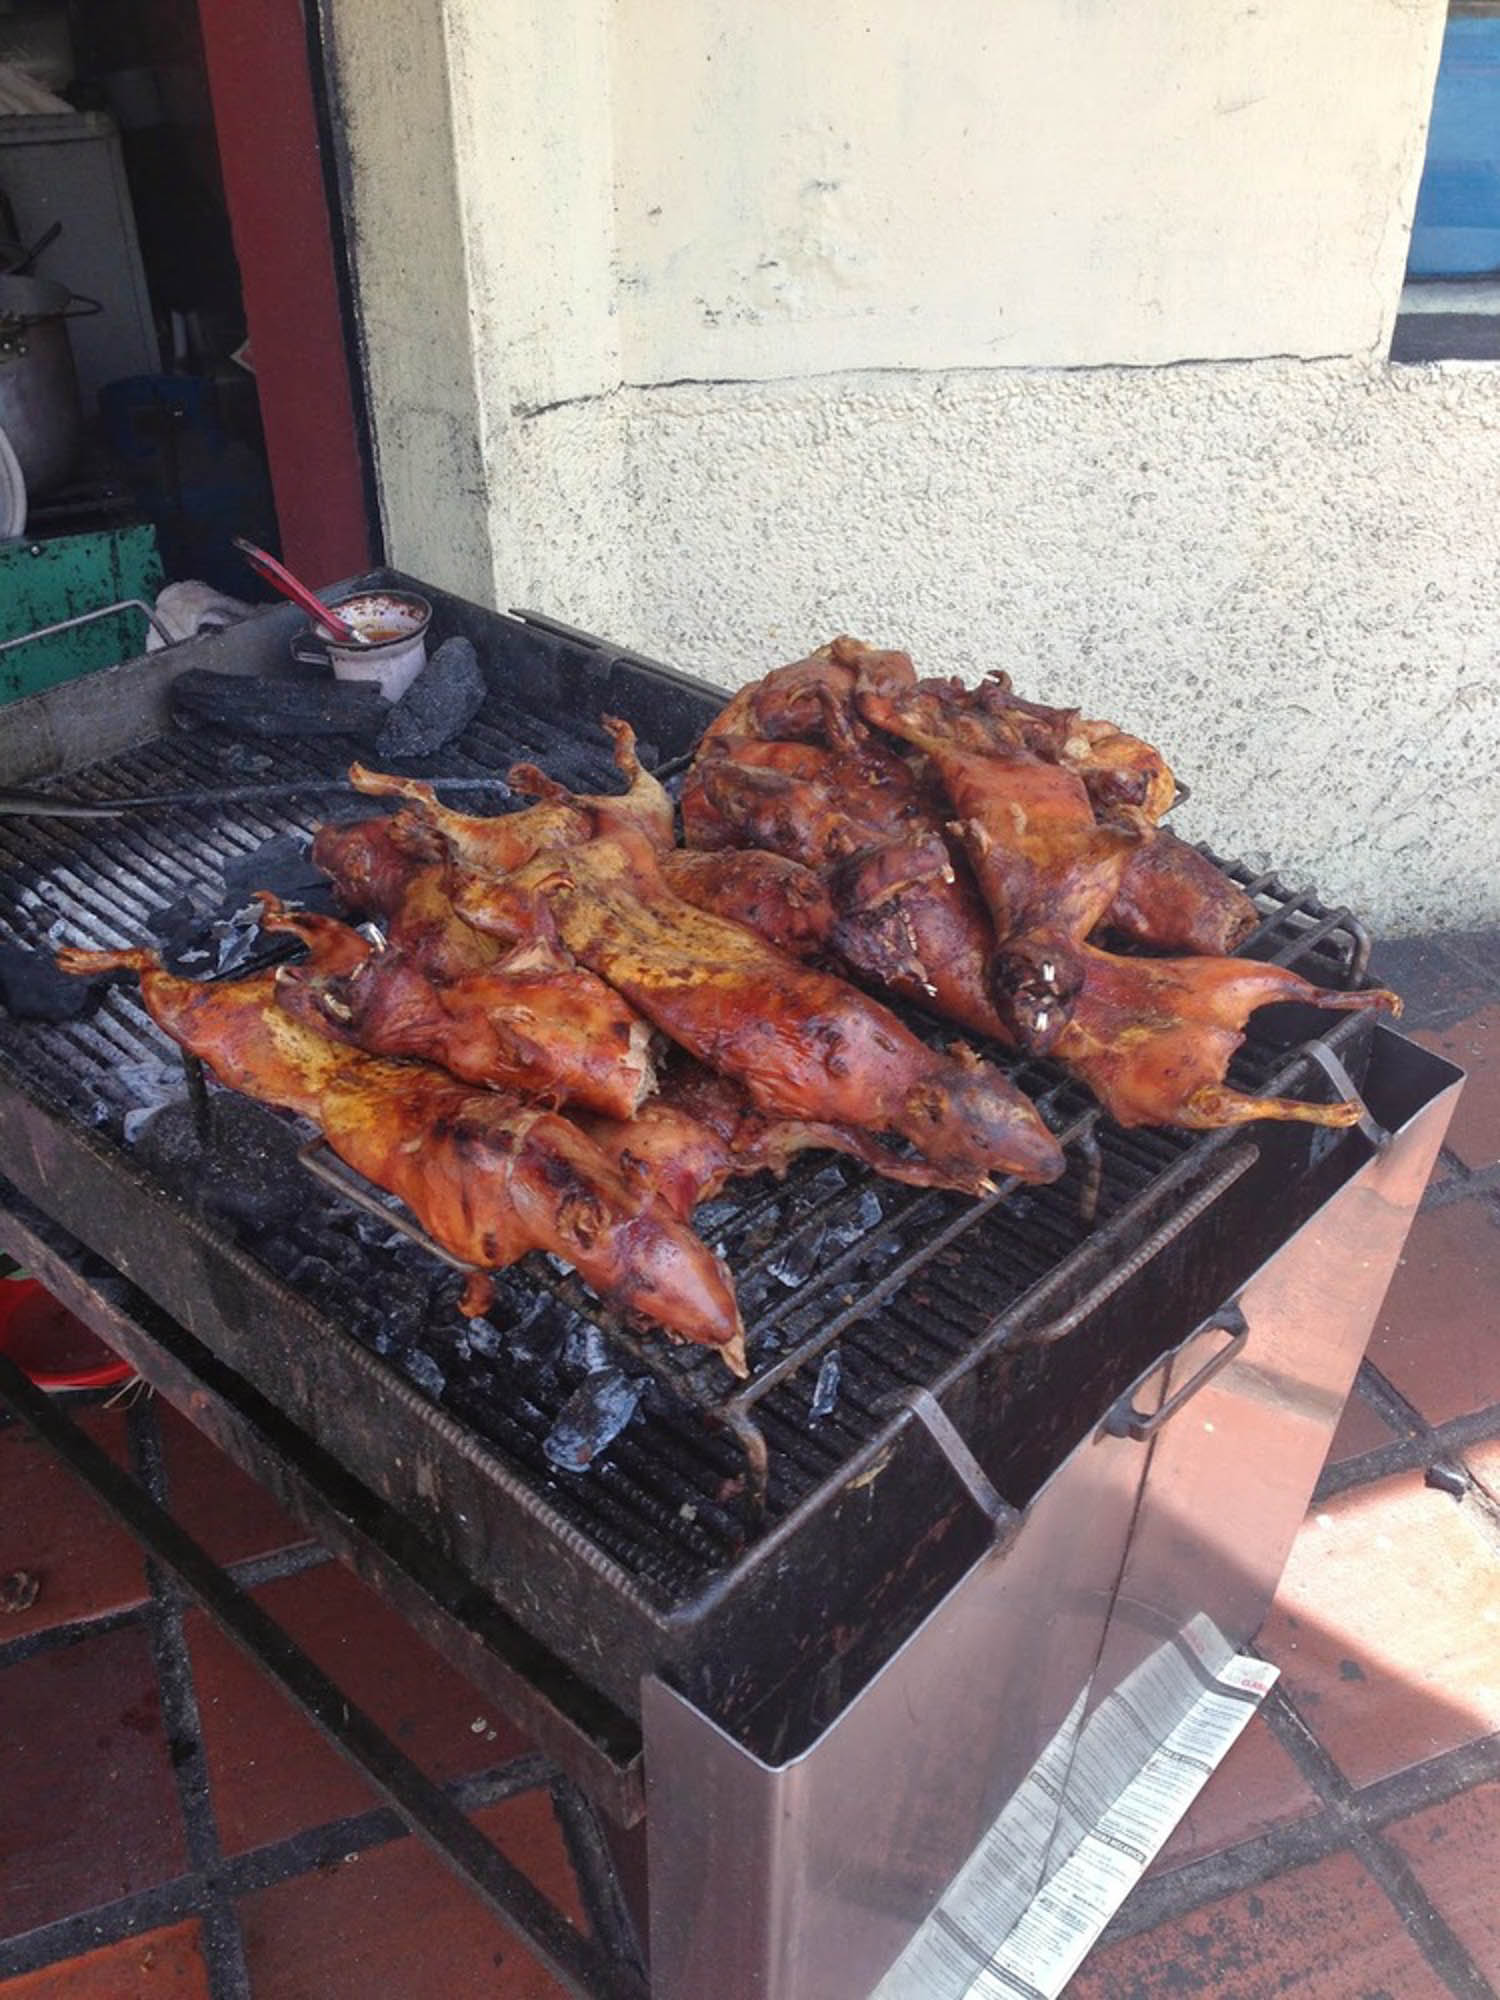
510,350,1361,422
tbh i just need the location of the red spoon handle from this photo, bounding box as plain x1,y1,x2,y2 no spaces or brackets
233,537,359,643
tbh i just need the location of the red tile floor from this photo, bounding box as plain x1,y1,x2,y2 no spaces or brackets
2,927,1498,1999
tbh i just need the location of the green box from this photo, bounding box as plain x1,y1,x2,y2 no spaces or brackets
0,524,164,705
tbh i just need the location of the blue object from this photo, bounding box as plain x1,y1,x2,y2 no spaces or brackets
1408,15,1500,278
96,373,275,596
98,374,226,462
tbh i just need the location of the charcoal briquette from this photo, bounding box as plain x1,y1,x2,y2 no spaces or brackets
169,667,389,742
0,942,99,1023
402,1349,447,1399
810,1349,842,1420
375,636,487,760
542,1368,646,1472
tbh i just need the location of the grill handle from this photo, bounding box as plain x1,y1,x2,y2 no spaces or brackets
1103,1302,1250,1443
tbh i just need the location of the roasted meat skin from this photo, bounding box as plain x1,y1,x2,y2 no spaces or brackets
346,717,672,873
682,734,931,863
853,675,1137,1041
56,945,744,1366
450,824,1065,1194
1048,946,1401,1130
825,835,1016,1043
659,849,835,961
690,697,1253,961
941,671,1179,823
683,733,1015,1037
581,1054,991,1221
696,636,917,755
312,815,501,979
1099,830,1257,956
856,673,1139,949
258,897,655,1119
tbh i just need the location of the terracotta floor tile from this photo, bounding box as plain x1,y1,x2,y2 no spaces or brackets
0,1408,148,1642
1259,1468,1500,1787
184,1600,374,1851
1413,1004,1500,1171
1366,1199,1500,1426
239,1801,576,2000
1323,1382,1398,1466
0,1625,187,1934
153,1400,304,1567
1385,1777,1500,1983
1070,1849,1445,1999
0,1923,210,2000
1150,1710,1320,1874
189,1559,530,1855
1368,937,1494,1033
1445,929,1500,991
1459,1436,1500,1507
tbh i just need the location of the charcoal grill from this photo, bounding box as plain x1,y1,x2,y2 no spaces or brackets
0,579,1462,1998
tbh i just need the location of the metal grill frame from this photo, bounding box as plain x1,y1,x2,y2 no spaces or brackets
0,580,1394,1742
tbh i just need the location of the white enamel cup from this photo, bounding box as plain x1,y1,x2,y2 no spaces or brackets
291,590,432,702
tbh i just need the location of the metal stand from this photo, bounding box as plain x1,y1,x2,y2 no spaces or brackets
0,1359,648,2000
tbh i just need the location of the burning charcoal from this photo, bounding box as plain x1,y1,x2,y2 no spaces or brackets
563,1319,612,1376
767,1222,827,1289
169,668,389,743
487,1287,565,1365
810,1348,842,1420
212,905,264,976
222,835,333,912
147,888,229,973
218,742,275,777
148,839,342,976
375,636,486,760
692,1196,741,1236
826,1187,885,1252
146,891,212,946
805,1164,851,1203
0,941,98,1022
543,1368,645,1472
741,1204,790,1259
377,1263,441,1348
117,1057,189,1144
402,1349,447,1400
465,1317,505,1359
134,1095,307,1229
351,1207,399,1248
851,1187,884,1231
734,1276,779,1337
288,1251,345,1305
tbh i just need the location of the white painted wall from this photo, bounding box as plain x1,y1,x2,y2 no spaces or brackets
605,0,1439,380
324,0,1500,932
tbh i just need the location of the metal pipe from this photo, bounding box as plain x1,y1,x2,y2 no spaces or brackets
0,598,177,657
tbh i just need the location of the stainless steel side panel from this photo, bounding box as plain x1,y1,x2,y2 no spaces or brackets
641,1030,1460,2000
1060,1026,1460,1845
643,1411,1147,2000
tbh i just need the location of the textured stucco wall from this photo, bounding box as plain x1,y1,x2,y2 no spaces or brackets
323,0,1500,931
500,359,1500,935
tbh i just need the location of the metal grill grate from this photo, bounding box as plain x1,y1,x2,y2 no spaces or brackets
0,669,1376,1602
